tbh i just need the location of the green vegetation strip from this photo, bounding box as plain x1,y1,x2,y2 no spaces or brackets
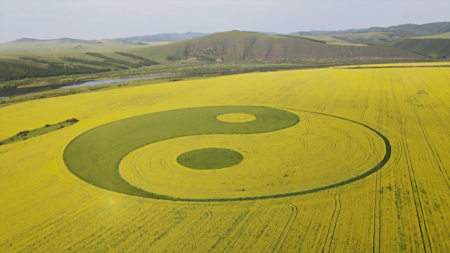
63,106,299,200
177,148,244,170
342,65,450,69
0,118,79,146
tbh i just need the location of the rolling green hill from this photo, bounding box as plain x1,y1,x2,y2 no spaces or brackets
412,31,450,39
0,37,165,83
0,38,154,54
293,22,450,45
0,50,160,83
394,38,450,59
0,30,425,85
129,31,423,62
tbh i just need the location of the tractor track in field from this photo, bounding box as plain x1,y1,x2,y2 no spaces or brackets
122,207,185,252
372,81,385,253
272,204,298,251
208,210,251,252
390,83,432,252
321,192,342,253
405,74,449,190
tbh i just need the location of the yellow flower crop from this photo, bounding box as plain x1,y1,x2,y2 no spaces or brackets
0,62,449,252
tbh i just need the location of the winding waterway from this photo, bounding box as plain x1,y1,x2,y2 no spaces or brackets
60,75,168,89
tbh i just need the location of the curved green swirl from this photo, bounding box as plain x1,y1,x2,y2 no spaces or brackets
63,106,299,199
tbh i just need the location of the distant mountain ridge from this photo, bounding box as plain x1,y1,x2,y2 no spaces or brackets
11,38,41,43
118,32,207,42
1,33,208,54
6,32,207,44
294,22,450,38
0,23,443,88
129,30,423,62
291,21,450,58
11,37,101,44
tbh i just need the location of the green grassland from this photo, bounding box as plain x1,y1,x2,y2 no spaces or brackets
0,27,444,99
0,50,160,83
395,38,450,58
291,22,450,59
129,31,422,63
0,118,79,145
291,34,366,45
412,31,450,39
292,22,450,46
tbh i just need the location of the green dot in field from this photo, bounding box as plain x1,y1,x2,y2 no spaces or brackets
177,148,243,170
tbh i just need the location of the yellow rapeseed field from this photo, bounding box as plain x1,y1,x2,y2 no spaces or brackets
0,63,449,252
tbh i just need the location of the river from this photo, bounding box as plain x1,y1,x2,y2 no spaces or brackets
60,75,168,89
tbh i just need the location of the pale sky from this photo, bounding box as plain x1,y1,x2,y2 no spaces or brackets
0,0,449,42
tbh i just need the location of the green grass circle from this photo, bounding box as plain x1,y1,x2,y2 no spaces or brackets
177,148,243,170
63,105,300,200
63,105,391,202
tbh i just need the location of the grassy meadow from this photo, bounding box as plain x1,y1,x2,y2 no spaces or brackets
0,63,448,251
2,29,432,99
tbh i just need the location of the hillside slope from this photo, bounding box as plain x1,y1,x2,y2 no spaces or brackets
412,31,450,39
131,31,423,62
395,38,450,58
293,22,450,45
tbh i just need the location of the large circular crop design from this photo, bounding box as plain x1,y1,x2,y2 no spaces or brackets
63,105,391,201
